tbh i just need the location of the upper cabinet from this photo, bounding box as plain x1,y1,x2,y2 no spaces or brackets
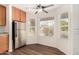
21,11,26,22
12,7,26,22
0,5,6,26
12,7,21,21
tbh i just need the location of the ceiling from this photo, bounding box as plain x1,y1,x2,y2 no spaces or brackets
13,4,59,13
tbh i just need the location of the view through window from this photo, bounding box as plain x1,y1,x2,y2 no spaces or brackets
27,19,35,36
60,12,68,38
40,17,54,36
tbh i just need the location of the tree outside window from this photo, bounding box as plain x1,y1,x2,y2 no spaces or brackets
60,12,68,38
40,17,54,36
27,19,35,36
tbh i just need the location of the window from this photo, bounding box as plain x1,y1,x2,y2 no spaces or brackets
27,19,35,36
40,17,54,36
60,12,68,38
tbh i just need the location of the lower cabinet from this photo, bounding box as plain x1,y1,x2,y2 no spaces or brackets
0,34,9,53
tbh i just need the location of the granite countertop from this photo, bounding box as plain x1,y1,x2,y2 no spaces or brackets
0,32,9,36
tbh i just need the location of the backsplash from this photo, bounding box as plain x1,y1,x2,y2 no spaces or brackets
0,27,5,33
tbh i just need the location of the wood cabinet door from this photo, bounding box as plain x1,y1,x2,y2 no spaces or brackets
0,35,9,53
21,11,26,22
12,7,21,21
0,5,6,26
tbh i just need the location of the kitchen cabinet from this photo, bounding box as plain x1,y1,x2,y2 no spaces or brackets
0,5,6,26
12,7,21,21
0,34,9,53
21,11,26,22
12,7,26,22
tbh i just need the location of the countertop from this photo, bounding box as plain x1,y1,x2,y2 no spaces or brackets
0,32,9,36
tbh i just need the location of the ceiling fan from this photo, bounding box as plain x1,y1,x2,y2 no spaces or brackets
34,4,54,14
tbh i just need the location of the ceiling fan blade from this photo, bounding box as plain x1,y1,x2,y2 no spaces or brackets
42,9,48,13
35,11,38,14
43,4,54,8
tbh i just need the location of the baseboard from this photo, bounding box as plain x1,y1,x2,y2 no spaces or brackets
8,49,13,52
26,43,38,45
14,45,26,50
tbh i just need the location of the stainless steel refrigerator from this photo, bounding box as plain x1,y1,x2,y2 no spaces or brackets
12,21,26,49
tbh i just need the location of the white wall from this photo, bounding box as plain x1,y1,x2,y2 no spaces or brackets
12,4,26,11
8,5,13,52
26,12,38,44
71,5,79,55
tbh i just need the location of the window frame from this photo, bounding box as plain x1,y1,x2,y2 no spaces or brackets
59,12,69,39
39,17,55,37
27,19,35,36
